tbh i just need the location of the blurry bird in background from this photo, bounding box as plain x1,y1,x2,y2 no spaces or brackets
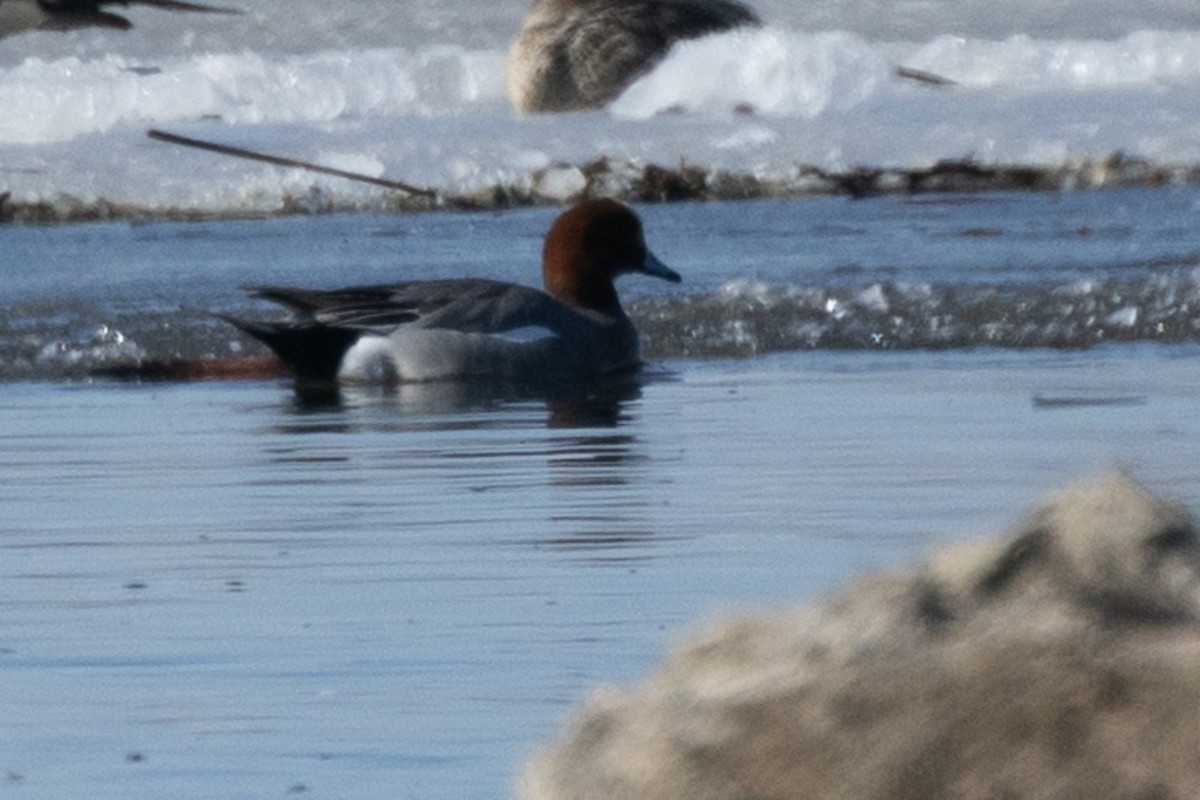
0,0,238,41
506,0,760,113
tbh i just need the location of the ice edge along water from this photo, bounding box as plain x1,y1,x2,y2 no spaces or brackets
5,26,1200,216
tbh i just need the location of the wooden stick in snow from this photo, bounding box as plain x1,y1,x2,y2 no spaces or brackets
147,129,438,198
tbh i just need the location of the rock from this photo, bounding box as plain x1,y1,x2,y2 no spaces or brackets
518,472,1200,800
532,164,589,202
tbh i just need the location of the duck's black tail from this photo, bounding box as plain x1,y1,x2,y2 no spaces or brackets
216,314,361,385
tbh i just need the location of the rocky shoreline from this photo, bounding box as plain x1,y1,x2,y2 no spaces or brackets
2,152,1198,224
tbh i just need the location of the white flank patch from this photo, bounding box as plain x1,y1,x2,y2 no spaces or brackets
339,335,400,383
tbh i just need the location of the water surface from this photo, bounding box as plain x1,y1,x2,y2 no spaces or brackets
5,347,1200,798
5,191,1200,797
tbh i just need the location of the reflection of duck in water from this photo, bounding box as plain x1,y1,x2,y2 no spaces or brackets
506,0,760,114
0,0,238,41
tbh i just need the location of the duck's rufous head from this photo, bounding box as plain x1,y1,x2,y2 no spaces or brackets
542,198,681,314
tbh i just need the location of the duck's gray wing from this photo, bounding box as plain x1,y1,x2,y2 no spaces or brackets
221,279,608,383
246,283,429,330
245,279,593,337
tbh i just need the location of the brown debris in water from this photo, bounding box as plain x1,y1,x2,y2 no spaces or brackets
94,355,288,382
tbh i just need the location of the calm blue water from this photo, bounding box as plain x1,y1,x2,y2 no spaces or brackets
4,191,1200,798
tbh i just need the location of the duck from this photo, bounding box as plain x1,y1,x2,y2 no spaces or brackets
0,0,238,41
506,0,760,114
218,198,682,387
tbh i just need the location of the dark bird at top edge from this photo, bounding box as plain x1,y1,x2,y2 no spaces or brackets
0,0,240,41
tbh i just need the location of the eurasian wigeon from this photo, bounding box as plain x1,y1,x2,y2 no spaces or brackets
505,0,760,114
0,0,237,41
219,198,682,386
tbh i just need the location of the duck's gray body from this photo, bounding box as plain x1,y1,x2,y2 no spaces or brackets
222,279,644,386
